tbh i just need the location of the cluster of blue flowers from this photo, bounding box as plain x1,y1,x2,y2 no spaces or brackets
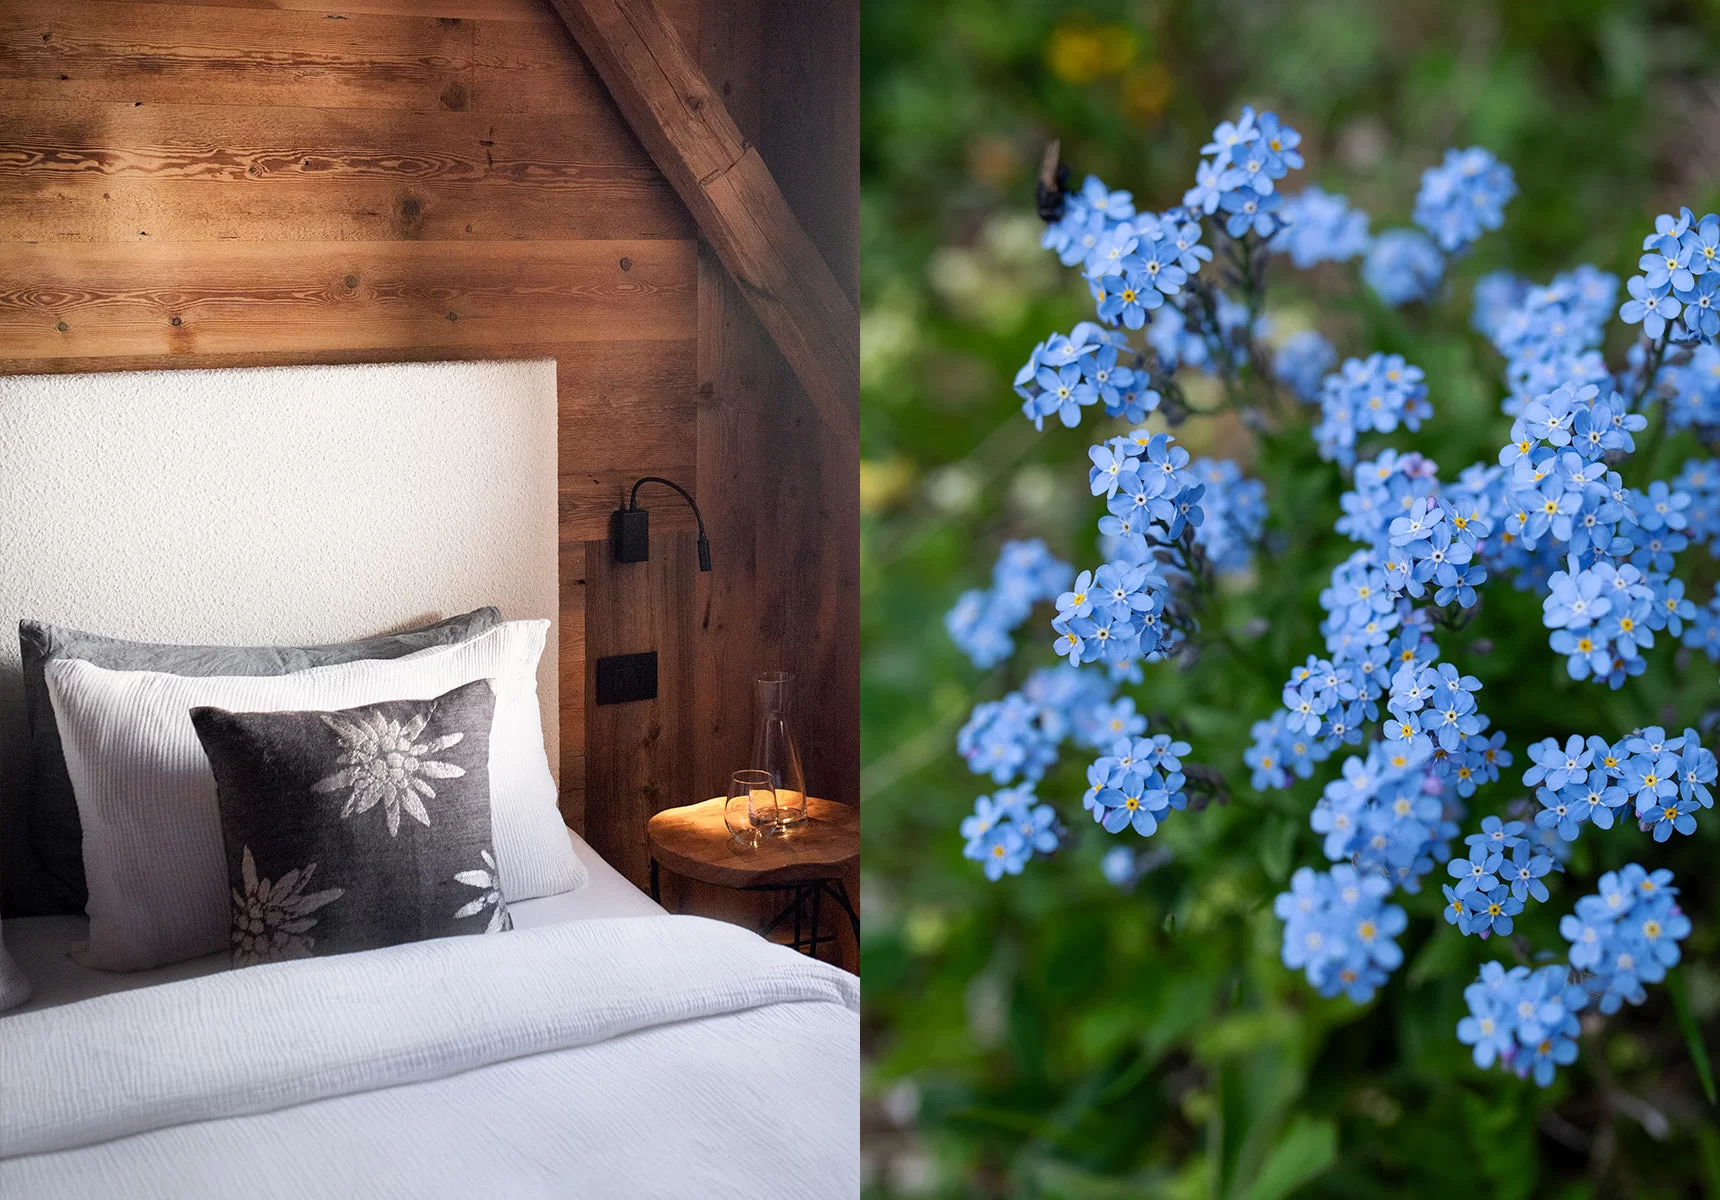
1274,864,1408,1002
1520,727,1715,844
1620,209,1720,342
1013,322,1159,430
1361,146,1515,307
1560,866,1692,1014
1412,147,1518,254
1257,197,1716,1075
1084,211,1210,331
945,540,1073,669
1189,457,1268,572
954,107,1717,1088
1309,353,1433,465
1483,374,1705,686
1270,186,1370,269
1249,448,1503,834
956,664,1130,785
1480,266,1615,416
960,784,1062,880
1363,229,1445,307
1458,865,1691,1086
1054,430,1203,669
1440,816,1555,938
1662,346,1720,432
1182,105,1300,239
1456,962,1583,1087
1080,732,1193,838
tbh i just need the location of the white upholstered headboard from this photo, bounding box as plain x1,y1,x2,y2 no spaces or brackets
0,359,561,802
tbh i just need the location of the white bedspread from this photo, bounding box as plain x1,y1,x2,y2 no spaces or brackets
0,916,859,1198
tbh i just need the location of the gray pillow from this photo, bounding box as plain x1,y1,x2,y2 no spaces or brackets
191,679,512,967
10,608,502,918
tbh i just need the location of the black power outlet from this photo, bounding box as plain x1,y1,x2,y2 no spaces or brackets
595,651,657,704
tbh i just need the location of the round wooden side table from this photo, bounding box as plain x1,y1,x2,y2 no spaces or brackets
646,796,859,961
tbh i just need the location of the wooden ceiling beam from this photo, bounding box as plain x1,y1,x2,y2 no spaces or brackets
547,0,857,444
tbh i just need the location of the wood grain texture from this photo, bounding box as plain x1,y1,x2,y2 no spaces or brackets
546,0,857,445
471,12,595,115
0,238,695,357
76,0,555,21
647,796,857,888
0,99,690,243
0,2,475,112
583,530,697,889
559,546,587,831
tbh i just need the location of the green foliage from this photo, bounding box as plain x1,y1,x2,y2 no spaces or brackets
861,1,1720,1195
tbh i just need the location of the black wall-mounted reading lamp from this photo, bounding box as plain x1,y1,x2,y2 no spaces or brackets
612,476,712,571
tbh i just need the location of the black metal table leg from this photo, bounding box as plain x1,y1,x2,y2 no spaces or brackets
747,879,842,959
810,881,824,961
824,879,859,941
792,883,805,952
649,858,660,904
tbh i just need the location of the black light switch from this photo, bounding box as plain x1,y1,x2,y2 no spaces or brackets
595,651,657,704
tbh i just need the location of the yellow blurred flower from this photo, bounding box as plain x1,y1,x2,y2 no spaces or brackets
1046,22,1136,85
861,458,917,515
1122,61,1172,123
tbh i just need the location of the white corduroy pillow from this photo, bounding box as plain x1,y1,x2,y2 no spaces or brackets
47,621,585,972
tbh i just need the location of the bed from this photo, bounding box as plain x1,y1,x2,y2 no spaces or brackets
0,827,662,1015
0,361,859,1198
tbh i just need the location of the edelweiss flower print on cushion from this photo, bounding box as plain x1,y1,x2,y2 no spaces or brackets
191,679,512,967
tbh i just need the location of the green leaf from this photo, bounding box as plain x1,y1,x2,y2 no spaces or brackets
1406,924,1470,988
1257,815,1296,884
1669,967,1717,1106
1240,1115,1337,1200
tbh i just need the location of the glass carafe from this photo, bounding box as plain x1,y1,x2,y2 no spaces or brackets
752,671,807,831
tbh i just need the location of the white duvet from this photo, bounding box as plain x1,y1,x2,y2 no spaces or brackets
0,916,860,1198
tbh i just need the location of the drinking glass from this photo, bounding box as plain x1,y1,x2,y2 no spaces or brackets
725,769,777,846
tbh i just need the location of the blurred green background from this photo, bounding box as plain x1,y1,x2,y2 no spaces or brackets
858,1,1720,1196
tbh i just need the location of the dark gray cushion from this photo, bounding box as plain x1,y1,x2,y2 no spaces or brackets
10,608,502,917
192,679,512,967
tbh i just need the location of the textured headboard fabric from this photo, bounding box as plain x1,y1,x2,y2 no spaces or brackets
0,359,562,875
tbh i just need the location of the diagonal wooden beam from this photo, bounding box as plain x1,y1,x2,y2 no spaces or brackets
548,0,857,444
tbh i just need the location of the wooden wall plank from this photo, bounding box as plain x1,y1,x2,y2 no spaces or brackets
468,3,709,117
0,174,689,244
75,0,555,22
0,100,690,243
0,2,476,113
692,248,761,806
472,12,593,115
0,238,696,357
583,530,696,888
0,99,650,184
559,548,587,832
